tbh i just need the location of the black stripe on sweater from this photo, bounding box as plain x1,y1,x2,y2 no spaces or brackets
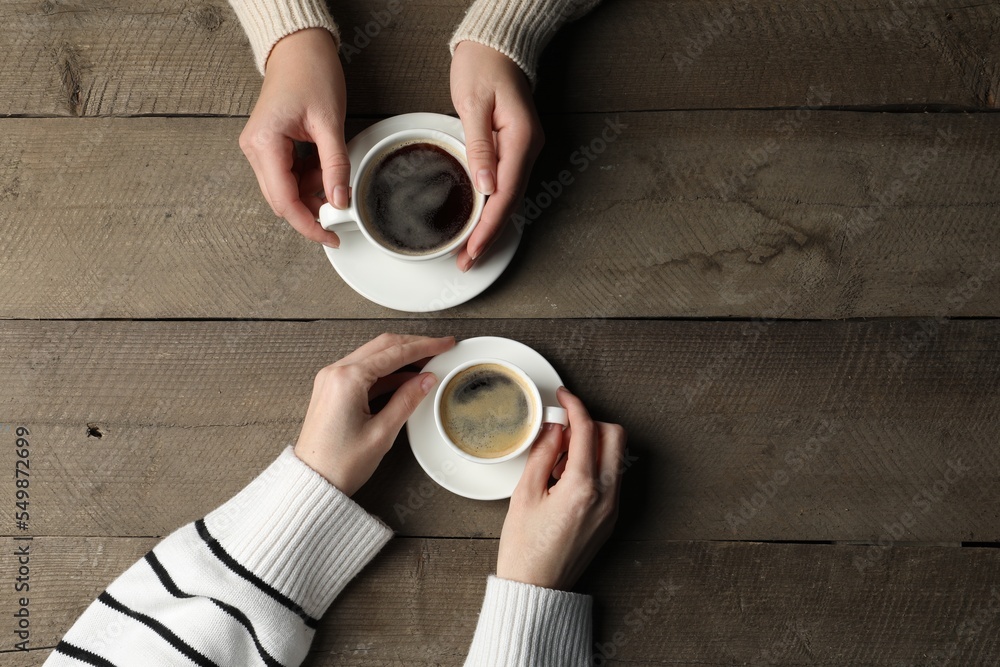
97,591,219,667
145,551,287,667
54,641,119,667
195,518,319,629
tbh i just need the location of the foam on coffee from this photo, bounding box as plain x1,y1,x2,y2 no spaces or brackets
440,363,536,459
361,140,475,255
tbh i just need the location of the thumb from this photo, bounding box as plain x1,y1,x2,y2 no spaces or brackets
459,100,498,196
313,120,352,209
371,372,437,442
516,424,564,497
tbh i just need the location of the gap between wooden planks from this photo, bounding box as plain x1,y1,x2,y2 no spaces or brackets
1,319,997,543
1,112,998,319
1,0,998,116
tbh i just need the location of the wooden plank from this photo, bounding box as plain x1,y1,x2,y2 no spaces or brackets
2,112,998,319
1,319,997,542
4,538,998,664
2,0,998,117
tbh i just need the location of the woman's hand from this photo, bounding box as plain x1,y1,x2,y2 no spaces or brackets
294,334,456,495
450,41,544,271
496,387,627,590
240,28,350,248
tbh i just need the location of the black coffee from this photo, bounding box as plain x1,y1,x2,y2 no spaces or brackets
362,141,475,255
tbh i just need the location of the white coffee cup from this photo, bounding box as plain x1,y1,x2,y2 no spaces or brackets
434,358,569,465
318,128,485,262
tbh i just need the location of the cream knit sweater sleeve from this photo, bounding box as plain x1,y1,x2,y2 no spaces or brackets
227,0,599,81
228,0,340,73
450,0,603,83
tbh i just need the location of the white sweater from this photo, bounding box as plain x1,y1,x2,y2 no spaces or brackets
43,447,594,665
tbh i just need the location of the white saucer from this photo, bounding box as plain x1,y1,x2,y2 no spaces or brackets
407,337,565,500
322,113,522,313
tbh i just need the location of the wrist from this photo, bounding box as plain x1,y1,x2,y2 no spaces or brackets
496,569,564,591
266,27,339,71
497,554,567,591
453,41,529,86
449,0,590,84
293,442,354,496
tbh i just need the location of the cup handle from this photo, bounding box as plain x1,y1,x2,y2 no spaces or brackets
542,406,569,428
319,202,360,233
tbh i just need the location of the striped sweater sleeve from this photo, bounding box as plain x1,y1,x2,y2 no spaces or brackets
43,446,393,667
449,0,603,84
464,576,594,666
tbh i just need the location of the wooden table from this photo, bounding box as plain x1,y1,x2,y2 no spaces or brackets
2,0,999,663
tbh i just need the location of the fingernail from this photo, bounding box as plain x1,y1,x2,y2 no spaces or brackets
420,373,438,392
472,232,501,262
460,259,473,273
556,386,567,395
322,241,339,249
333,185,350,209
543,423,557,431
476,169,495,195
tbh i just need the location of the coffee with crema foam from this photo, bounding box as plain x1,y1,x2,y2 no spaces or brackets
440,363,537,459
360,140,475,256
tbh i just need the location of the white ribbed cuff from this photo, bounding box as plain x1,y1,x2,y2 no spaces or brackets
228,0,340,74
465,575,593,666
203,446,393,619
449,0,600,84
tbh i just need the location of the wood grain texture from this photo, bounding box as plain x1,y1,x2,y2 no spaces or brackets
2,0,998,117
4,538,999,664
1,319,997,542
1,112,998,319
2,0,996,663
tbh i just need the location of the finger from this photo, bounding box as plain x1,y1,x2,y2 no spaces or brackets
596,422,627,495
244,150,280,216
338,334,433,366
396,356,436,375
312,117,352,209
339,333,453,367
551,450,568,480
517,423,565,496
361,337,457,380
256,136,341,246
297,168,326,217
456,246,474,272
409,355,436,370
458,99,498,196
368,372,418,401
370,372,438,441
463,118,538,265
558,386,597,479
551,425,571,479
